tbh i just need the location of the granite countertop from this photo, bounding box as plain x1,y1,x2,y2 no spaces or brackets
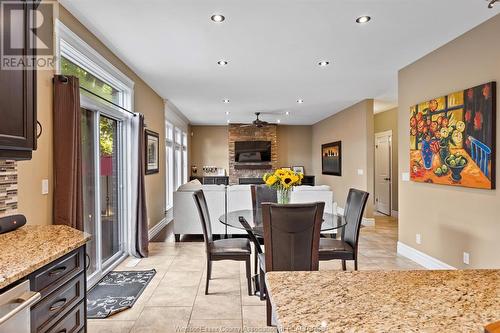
266,270,500,332
0,225,90,290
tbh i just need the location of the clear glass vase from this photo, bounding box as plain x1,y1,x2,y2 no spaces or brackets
277,188,291,204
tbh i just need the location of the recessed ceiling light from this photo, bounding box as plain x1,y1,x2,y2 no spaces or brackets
217,60,228,66
225,111,230,115
318,61,330,67
285,111,290,116
297,99,304,104
277,119,281,124
227,119,230,123
223,99,230,103
211,14,225,23
356,16,371,24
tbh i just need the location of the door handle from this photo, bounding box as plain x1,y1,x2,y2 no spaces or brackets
384,177,391,181
0,291,41,325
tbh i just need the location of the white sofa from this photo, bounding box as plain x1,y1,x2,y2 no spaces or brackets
173,183,334,240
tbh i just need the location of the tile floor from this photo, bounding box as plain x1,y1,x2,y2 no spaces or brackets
88,215,423,333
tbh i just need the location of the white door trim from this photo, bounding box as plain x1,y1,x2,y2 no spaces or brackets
374,130,393,216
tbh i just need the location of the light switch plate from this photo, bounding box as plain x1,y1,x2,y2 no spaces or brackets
416,233,422,245
357,169,364,176
463,252,470,265
402,172,410,181
42,179,49,195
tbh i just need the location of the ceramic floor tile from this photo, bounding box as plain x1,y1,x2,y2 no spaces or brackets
147,285,198,306
187,320,243,331
88,320,135,333
191,295,242,320
131,306,192,333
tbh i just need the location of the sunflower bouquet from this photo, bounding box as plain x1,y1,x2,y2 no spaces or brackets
263,168,303,204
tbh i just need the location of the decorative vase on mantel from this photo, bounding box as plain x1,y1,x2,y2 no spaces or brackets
262,168,304,204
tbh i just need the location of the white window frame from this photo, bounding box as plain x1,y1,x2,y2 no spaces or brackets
166,121,188,210
55,20,135,286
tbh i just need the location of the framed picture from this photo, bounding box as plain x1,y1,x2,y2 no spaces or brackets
292,166,305,174
145,129,159,175
322,141,342,176
409,81,496,189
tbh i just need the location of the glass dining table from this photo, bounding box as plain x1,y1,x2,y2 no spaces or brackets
218,208,347,297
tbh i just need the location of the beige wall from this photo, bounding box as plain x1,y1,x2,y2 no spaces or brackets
190,126,229,174
374,107,399,211
277,126,313,173
312,100,375,217
189,125,314,177
398,15,500,268
16,4,166,228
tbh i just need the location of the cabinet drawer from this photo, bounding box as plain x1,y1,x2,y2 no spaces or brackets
30,248,84,298
31,273,85,332
43,301,85,333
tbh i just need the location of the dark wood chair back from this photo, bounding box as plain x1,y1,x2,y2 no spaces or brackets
342,188,369,249
193,190,213,252
251,185,277,209
262,202,324,272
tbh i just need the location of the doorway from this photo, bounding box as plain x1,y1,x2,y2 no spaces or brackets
374,131,392,216
81,102,128,287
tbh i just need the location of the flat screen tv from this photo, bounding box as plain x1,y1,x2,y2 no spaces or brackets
235,141,271,163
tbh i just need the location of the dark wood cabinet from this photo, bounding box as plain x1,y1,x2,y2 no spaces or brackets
0,0,38,160
190,176,229,185
29,246,87,333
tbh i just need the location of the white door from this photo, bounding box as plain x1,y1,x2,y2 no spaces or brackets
375,132,392,215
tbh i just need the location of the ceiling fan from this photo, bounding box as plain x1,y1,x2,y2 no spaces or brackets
239,112,269,127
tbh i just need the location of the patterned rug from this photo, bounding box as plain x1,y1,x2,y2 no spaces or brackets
87,269,156,319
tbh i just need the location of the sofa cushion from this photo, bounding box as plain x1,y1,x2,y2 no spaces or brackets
177,179,202,192
294,185,331,191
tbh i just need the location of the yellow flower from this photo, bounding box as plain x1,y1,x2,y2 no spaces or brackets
456,121,465,132
275,169,287,178
280,176,293,189
265,175,278,186
440,127,449,138
452,130,463,144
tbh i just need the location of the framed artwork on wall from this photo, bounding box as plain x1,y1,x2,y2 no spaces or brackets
292,166,305,174
145,129,159,175
409,81,496,189
322,141,342,176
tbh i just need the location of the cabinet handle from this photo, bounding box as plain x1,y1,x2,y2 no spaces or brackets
85,254,91,271
49,298,67,311
48,266,67,276
36,121,43,139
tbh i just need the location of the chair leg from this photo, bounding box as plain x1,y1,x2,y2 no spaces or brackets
266,287,272,326
354,259,358,271
259,268,266,301
342,260,346,271
205,259,212,295
245,257,252,296
254,251,258,276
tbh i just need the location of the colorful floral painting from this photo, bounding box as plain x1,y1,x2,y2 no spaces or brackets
410,82,496,189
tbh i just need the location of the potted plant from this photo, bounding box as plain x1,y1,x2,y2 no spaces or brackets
263,168,303,204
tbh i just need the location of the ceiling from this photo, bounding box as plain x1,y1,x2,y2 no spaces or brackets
59,0,499,125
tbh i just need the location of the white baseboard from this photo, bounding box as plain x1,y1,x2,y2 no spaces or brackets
336,206,374,226
397,241,456,270
148,215,173,240
391,210,398,218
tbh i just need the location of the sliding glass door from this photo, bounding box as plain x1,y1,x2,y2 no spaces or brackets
82,107,125,286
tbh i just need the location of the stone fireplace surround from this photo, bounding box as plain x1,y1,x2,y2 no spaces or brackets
228,124,278,184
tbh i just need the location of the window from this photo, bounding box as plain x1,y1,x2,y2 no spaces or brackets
166,122,188,210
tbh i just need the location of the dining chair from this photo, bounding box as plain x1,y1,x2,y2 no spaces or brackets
250,185,277,275
485,321,500,333
318,188,369,271
261,202,325,326
193,190,252,295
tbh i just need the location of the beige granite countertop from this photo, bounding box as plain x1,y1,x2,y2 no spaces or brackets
266,270,500,333
0,225,90,289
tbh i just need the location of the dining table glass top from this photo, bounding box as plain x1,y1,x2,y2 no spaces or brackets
219,209,346,237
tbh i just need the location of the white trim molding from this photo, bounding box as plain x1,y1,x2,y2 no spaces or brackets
397,242,456,270
148,214,174,241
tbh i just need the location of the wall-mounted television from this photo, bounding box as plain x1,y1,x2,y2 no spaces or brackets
235,141,271,163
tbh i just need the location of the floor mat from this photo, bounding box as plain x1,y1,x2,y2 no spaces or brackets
87,269,156,319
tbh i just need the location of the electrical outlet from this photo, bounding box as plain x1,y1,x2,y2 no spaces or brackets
463,252,470,265
416,233,422,245
41,179,49,195
357,169,364,176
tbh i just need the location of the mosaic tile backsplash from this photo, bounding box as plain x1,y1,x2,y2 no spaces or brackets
0,160,18,218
